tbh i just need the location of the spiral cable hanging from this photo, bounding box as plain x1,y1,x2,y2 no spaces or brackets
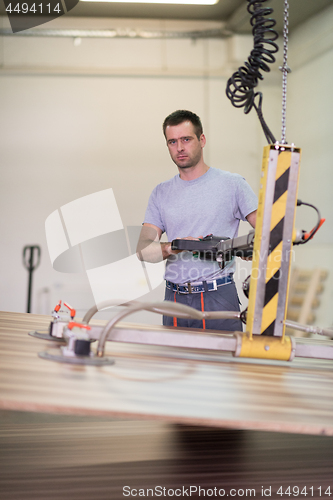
226,0,279,144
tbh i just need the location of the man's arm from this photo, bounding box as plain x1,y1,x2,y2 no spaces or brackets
240,210,257,261
246,210,257,228
137,223,201,263
136,223,176,263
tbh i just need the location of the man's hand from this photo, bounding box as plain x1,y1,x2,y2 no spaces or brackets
173,235,203,243
171,235,203,258
137,224,203,263
240,254,253,261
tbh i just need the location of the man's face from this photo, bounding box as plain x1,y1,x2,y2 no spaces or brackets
165,121,205,169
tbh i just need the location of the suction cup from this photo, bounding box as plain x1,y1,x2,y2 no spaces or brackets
38,349,115,366
29,331,65,342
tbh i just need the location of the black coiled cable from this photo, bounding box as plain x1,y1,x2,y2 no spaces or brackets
226,0,279,144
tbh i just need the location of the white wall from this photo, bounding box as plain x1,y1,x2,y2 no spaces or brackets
0,16,263,321
287,4,333,328
0,6,332,328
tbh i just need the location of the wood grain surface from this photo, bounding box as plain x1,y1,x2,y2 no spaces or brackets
0,311,333,436
1,410,333,500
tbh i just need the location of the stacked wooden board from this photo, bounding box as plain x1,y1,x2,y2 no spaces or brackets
1,311,333,436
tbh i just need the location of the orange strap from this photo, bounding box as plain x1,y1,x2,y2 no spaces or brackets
67,321,91,331
174,291,205,329
200,292,206,330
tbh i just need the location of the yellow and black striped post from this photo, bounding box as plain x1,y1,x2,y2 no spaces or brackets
246,144,301,339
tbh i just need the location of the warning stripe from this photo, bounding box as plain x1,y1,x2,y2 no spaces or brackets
261,161,290,336
270,191,288,230
261,293,279,335
273,168,290,203
269,218,285,253
262,320,275,336
264,269,281,306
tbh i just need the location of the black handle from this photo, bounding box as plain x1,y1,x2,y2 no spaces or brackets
23,245,41,313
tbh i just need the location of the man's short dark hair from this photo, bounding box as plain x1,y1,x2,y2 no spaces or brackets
163,110,203,140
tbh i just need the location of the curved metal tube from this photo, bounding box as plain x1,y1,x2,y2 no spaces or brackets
83,299,142,324
97,300,241,357
82,304,100,324
202,310,241,320
285,320,333,338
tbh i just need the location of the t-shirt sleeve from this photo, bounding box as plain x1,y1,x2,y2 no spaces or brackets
234,176,258,221
143,186,165,232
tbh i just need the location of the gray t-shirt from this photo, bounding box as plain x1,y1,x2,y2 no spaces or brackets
144,167,258,284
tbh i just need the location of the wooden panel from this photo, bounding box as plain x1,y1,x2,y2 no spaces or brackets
1,410,333,500
287,268,328,334
0,311,333,436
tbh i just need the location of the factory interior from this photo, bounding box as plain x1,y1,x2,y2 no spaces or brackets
0,0,333,498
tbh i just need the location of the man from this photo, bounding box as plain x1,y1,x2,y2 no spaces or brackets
137,110,257,331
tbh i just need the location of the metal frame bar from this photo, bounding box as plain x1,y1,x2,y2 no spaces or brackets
246,144,301,338
48,321,333,361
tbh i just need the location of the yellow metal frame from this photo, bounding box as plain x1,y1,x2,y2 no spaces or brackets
242,144,301,358
235,333,295,361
